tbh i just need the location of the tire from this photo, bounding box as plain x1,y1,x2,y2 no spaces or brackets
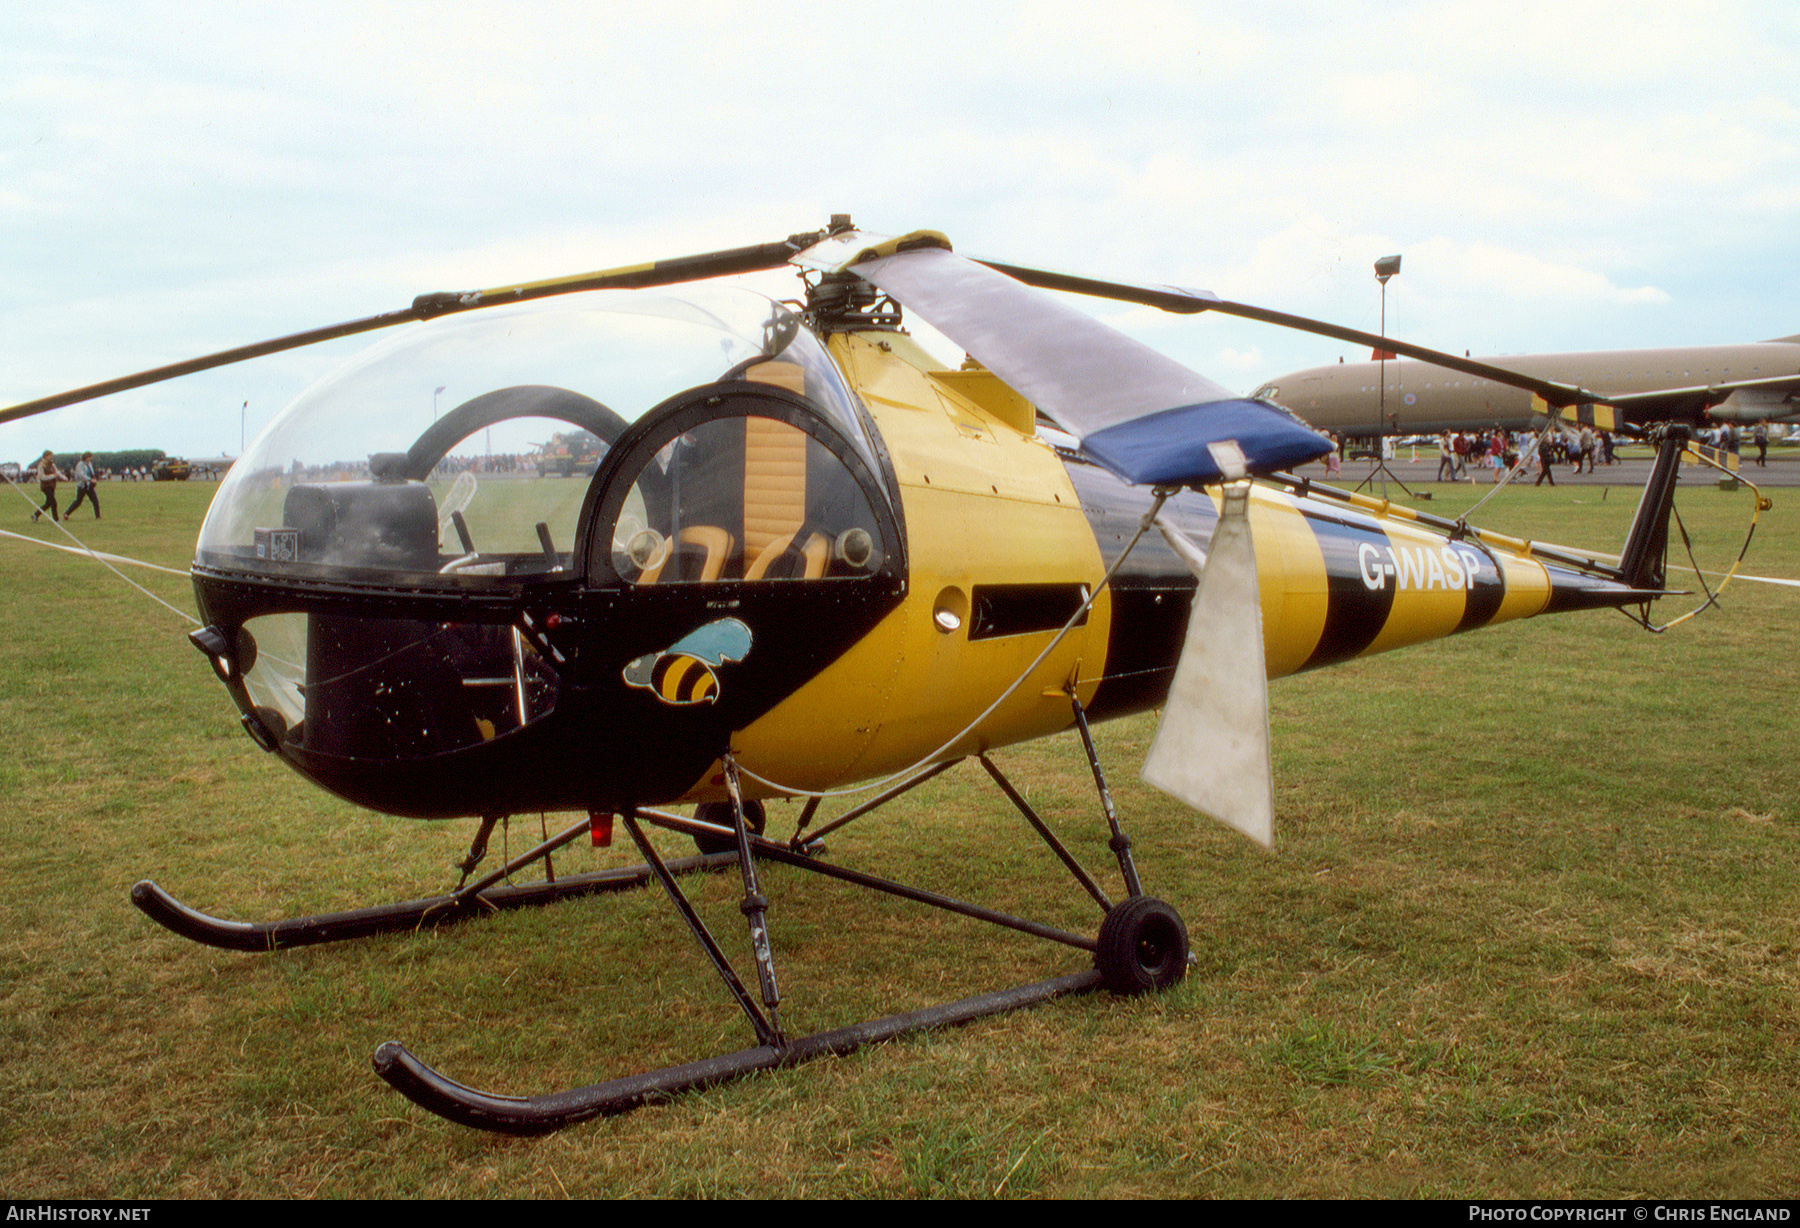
1095,895,1189,995
693,799,766,855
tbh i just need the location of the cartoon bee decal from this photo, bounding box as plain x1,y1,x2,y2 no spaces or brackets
622,617,753,706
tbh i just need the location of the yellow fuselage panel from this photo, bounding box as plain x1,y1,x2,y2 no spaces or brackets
1243,487,1330,678
1358,520,1487,656
725,333,1108,795
1243,484,1557,676
1490,552,1552,624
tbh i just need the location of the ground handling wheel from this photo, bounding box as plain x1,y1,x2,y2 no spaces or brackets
692,799,766,854
1094,895,1189,995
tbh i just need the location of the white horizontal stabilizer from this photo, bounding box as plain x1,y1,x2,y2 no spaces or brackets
1140,482,1276,847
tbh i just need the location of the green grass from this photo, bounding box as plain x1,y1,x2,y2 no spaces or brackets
0,475,1796,1197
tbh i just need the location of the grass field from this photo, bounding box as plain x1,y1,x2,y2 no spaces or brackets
1,473,1795,1198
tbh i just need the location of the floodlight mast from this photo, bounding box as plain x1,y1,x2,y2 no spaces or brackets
1358,253,1414,499
1376,254,1400,428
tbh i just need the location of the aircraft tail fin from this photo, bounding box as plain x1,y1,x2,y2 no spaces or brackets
1617,424,1690,592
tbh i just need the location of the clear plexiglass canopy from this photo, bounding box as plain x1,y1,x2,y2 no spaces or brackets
195,285,871,587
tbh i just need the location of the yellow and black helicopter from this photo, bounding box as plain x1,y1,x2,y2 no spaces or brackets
2,217,1729,1133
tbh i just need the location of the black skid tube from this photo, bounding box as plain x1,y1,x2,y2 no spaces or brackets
130,854,735,952
372,968,1103,1134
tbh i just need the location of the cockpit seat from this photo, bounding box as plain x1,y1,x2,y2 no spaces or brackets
742,416,809,566
637,525,735,584
745,529,830,580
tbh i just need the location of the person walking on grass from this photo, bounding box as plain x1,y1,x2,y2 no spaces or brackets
64,452,100,520
28,450,66,523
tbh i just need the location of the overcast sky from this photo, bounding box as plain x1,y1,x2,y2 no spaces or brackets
4,0,1796,460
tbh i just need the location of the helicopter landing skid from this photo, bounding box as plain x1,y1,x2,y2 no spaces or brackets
129,806,773,951
373,700,1190,1134
128,855,735,952
372,969,1101,1135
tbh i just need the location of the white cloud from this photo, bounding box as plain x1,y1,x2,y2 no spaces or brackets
1427,240,1670,307
4,0,1798,453
1211,345,1265,373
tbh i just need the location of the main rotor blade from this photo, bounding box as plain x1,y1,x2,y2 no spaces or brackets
2,233,823,426
844,241,1330,485
1,306,419,426
974,259,1615,411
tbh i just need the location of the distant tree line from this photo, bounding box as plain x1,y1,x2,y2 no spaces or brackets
46,449,167,473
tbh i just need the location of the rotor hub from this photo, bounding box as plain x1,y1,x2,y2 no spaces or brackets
804,269,902,335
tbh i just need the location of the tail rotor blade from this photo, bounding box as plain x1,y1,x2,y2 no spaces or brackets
1140,465,1276,848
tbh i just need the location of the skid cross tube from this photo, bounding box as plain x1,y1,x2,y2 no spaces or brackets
694,821,1099,951
635,805,823,856
793,758,962,846
448,814,590,904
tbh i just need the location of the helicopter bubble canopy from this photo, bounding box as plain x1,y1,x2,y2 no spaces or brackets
195,285,872,586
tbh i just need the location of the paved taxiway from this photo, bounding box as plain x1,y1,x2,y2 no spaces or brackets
1288,450,1800,490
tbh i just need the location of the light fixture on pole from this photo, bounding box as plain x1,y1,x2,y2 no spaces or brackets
1374,254,1401,428
1357,254,1418,499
